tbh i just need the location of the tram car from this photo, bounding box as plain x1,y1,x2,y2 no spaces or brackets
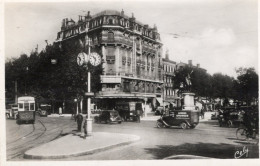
17,96,35,124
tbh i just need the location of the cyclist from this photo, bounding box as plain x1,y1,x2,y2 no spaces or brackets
243,110,254,137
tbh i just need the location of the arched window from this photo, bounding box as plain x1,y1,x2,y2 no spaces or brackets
108,32,114,42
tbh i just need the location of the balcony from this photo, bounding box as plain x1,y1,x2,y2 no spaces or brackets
98,38,133,47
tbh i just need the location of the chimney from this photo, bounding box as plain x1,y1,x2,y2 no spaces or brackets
197,64,200,68
188,60,192,66
121,9,124,16
61,19,65,30
153,24,157,31
66,18,68,26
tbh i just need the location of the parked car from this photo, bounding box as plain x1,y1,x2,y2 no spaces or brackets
94,110,122,124
218,108,242,127
36,104,51,117
6,104,18,119
116,102,143,122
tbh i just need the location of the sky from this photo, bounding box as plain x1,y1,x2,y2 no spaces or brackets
4,0,258,77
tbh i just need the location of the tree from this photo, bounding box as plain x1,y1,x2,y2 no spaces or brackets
173,66,212,98
234,67,258,105
5,37,103,113
211,73,234,106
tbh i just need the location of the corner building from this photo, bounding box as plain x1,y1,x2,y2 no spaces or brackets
56,10,163,113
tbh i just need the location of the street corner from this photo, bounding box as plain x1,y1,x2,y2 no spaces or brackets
23,132,141,159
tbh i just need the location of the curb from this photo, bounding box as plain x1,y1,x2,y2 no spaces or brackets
24,133,140,159
163,154,216,159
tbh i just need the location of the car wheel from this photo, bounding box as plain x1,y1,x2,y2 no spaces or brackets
6,114,10,119
156,121,164,128
180,122,188,129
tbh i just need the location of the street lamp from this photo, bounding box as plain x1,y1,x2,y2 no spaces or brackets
25,67,29,95
77,36,101,136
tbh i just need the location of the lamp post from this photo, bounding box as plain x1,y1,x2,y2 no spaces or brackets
51,58,57,114
77,36,101,136
25,67,29,95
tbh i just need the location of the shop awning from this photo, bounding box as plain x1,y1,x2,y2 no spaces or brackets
156,97,163,106
170,102,176,107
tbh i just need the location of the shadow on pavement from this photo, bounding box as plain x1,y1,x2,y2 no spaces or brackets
199,120,219,125
144,142,259,159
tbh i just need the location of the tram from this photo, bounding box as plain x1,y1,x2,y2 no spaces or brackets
17,96,35,124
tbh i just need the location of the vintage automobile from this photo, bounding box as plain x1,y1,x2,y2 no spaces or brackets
156,93,200,129
6,104,18,119
116,102,143,122
94,110,122,124
218,108,243,127
36,104,51,117
157,109,199,129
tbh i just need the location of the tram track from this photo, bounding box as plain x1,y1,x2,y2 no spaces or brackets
6,118,77,160
6,123,35,145
7,120,74,152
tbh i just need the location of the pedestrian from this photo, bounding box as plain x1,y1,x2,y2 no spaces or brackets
201,107,205,119
59,107,62,115
83,117,87,139
75,113,83,132
136,109,141,123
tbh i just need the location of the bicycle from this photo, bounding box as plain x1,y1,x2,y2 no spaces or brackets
236,126,257,141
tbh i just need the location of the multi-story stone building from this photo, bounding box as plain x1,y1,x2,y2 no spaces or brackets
55,10,163,113
162,50,177,108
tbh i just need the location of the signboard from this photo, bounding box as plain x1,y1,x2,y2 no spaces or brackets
175,111,190,119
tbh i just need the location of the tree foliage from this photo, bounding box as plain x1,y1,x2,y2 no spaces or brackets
172,66,258,106
233,67,258,105
5,39,103,112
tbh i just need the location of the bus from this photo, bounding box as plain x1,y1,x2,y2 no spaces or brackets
17,96,35,124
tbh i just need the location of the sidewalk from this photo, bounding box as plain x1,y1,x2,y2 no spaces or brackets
24,132,140,159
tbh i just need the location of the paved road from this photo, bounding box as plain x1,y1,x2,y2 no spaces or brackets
5,116,259,160
6,116,76,160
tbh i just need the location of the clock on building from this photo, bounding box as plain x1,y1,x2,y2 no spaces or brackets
89,52,101,66
77,52,88,66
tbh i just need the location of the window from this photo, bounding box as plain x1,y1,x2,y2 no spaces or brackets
108,18,113,25
123,82,130,92
106,47,115,64
122,56,126,65
108,32,114,42
24,103,29,111
30,103,35,111
19,103,23,109
107,84,115,88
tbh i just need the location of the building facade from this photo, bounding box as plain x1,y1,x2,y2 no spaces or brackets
162,50,177,108
55,10,163,113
